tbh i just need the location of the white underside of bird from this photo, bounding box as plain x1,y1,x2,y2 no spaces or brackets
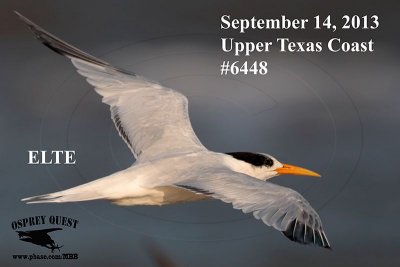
16,11,331,249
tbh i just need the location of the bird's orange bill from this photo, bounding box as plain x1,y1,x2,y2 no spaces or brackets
276,164,321,177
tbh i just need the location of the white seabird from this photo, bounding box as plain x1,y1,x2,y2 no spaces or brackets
16,12,331,249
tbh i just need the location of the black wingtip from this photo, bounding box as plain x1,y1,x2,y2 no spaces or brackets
15,12,106,64
14,10,22,17
14,11,37,27
282,220,331,250
14,11,135,77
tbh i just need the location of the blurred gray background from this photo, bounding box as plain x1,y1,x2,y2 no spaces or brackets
1,0,399,266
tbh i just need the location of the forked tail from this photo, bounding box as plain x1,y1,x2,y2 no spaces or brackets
21,183,104,204
21,170,130,204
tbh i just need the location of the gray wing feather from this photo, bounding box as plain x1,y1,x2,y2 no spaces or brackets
176,171,331,249
16,12,206,160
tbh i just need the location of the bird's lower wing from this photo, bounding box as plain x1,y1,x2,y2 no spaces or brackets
16,12,206,161
174,170,331,249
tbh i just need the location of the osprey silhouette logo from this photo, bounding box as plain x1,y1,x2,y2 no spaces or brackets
16,228,63,253
11,215,79,260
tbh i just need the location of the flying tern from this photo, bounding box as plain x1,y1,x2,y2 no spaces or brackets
16,12,331,249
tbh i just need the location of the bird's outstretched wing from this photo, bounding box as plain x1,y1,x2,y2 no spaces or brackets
15,12,206,161
17,228,62,235
174,170,331,249
36,228,63,234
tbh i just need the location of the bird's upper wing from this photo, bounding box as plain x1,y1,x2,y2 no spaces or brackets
20,228,63,235
16,12,206,161
173,169,330,249
39,228,63,234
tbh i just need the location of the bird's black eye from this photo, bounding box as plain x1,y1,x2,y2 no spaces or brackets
264,157,274,167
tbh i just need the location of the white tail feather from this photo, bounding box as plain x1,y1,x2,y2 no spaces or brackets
21,189,103,204
22,170,133,204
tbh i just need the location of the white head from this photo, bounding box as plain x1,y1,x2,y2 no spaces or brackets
225,152,320,180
